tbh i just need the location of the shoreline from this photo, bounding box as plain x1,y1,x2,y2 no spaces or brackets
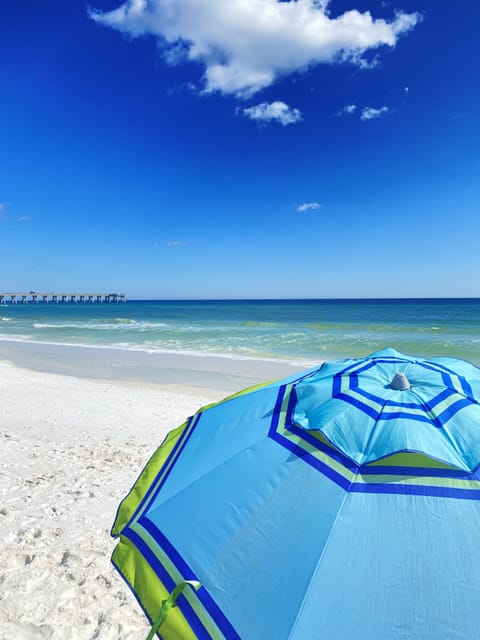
0,339,310,395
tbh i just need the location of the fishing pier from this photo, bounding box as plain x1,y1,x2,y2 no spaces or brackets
0,292,127,304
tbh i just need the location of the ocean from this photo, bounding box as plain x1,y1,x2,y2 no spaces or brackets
1,298,480,366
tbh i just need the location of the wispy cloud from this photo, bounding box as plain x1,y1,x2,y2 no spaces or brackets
297,202,321,212
337,104,358,116
360,106,389,121
242,101,302,126
336,103,391,121
154,239,188,248
17,215,32,222
90,1,420,98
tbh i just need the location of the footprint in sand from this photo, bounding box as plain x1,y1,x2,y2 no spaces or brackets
5,622,54,639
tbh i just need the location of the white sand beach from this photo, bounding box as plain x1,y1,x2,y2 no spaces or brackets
0,347,302,639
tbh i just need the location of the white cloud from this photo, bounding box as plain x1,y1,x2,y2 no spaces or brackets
337,103,358,116
297,202,321,212
17,215,32,222
360,106,389,121
167,240,186,247
242,101,302,126
89,1,421,98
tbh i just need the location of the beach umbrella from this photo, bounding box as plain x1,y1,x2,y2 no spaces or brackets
111,348,480,639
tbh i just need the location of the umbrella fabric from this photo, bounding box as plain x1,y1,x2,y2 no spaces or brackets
111,349,480,639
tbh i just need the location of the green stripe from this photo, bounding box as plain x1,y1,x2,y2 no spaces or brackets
112,420,192,536
355,473,480,490
197,380,275,414
430,391,464,418
367,452,458,469
112,537,199,640
451,375,465,396
114,380,277,537
278,389,480,489
133,416,200,524
131,521,226,639
279,387,355,483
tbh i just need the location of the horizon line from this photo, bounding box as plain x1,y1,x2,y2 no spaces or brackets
125,297,480,302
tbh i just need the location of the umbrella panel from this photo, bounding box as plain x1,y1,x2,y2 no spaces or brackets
112,351,480,639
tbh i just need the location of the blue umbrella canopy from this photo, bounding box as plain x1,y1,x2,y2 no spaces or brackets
111,349,480,639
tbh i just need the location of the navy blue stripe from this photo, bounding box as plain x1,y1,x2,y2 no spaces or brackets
335,357,397,375
285,385,297,425
122,527,212,639
280,385,357,471
298,366,324,382
139,413,203,518
437,397,473,423
359,464,474,479
269,429,352,490
414,363,474,399
423,362,480,398
350,480,480,500
268,385,288,437
347,360,378,375
274,386,480,480
332,373,341,397
139,517,241,640
441,372,453,389
270,426,480,498
460,377,474,398
283,417,477,479
349,374,457,410
337,358,478,407
111,553,167,640
351,379,431,409
426,387,455,408
335,392,451,424
283,389,475,478
415,361,451,375
284,419,476,478
285,421,358,472
342,357,417,376
334,392,380,420
271,384,357,474
271,429,480,498
370,410,440,423
115,415,197,537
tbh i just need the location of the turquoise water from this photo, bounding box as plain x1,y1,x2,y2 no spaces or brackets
1,299,480,365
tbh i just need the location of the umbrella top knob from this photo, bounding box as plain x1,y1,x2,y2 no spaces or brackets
389,372,410,391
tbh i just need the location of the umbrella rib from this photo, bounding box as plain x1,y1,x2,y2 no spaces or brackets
408,389,468,469
285,481,356,640
143,434,273,515
357,395,391,466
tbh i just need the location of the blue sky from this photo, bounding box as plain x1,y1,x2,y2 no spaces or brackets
0,1,479,299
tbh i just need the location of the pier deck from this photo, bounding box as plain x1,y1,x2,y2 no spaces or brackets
0,292,126,304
